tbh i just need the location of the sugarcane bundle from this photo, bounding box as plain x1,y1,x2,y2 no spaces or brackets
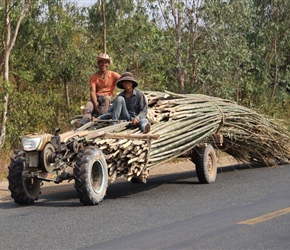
90,126,156,183
144,91,290,168
92,137,149,183
92,91,290,182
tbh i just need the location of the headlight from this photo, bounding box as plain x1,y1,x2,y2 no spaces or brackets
22,137,42,151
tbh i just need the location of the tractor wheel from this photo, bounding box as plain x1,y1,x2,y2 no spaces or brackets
74,146,108,205
191,144,217,184
8,151,41,205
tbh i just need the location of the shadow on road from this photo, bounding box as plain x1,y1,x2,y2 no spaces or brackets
0,162,265,208
105,162,253,199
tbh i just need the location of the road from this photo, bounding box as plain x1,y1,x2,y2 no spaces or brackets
1,159,290,249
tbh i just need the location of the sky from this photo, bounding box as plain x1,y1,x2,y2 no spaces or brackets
72,0,96,7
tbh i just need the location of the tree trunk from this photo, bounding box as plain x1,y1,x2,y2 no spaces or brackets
1,1,11,149
102,0,107,53
271,39,278,99
176,0,184,94
0,95,8,148
178,69,185,94
64,78,70,107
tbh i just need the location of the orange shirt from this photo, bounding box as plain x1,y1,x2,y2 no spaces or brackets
90,71,120,97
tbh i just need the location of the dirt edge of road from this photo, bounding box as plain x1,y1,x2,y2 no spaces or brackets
0,156,239,203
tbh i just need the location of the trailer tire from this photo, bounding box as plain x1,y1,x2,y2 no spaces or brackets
74,146,108,205
192,144,217,184
131,177,141,183
8,151,41,205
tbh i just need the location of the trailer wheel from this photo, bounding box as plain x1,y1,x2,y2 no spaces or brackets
74,146,108,205
192,144,217,184
131,177,141,183
8,151,41,205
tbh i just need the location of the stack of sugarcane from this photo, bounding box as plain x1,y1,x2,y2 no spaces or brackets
145,91,290,168
91,123,154,183
94,135,150,183
91,91,290,182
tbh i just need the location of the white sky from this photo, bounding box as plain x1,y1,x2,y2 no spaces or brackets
72,0,96,7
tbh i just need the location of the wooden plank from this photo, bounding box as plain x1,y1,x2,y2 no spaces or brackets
101,132,160,140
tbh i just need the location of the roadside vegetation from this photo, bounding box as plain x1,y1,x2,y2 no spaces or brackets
1,0,290,180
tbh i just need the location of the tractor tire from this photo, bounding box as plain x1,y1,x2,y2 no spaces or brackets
74,146,108,205
191,144,217,184
8,151,41,205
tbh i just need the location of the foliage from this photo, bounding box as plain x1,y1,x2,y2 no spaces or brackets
1,0,290,152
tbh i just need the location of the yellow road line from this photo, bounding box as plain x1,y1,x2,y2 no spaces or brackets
237,207,290,225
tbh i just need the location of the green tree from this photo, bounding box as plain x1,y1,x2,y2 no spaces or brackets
87,0,168,91
252,0,290,100
3,0,97,149
3,0,290,151
147,0,203,94
0,0,36,148
197,0,255,104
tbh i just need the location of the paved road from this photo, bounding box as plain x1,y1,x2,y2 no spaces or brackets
1,160,290,249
